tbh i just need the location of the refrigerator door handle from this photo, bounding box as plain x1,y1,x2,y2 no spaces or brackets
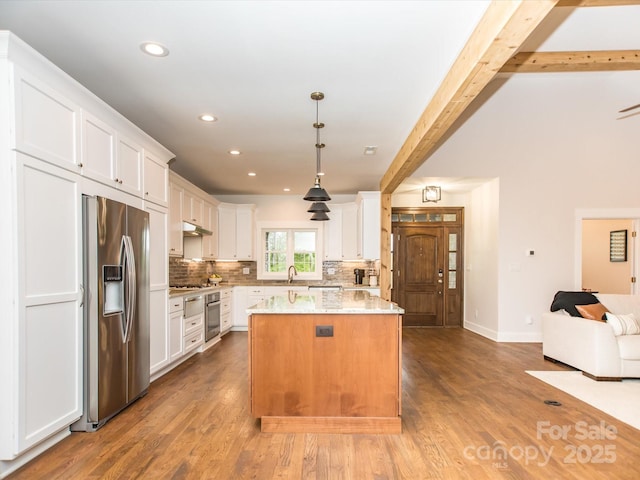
123,235,137,343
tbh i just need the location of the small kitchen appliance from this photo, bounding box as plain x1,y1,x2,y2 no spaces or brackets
354,269,365,285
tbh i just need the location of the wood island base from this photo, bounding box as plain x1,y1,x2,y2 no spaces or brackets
248,302,403,435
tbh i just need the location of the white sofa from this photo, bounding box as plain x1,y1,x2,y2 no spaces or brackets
542,294,640,380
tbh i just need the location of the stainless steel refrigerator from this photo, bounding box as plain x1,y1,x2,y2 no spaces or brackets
72,195,150,432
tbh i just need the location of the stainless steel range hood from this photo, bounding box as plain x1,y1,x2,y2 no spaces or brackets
183,221,212,236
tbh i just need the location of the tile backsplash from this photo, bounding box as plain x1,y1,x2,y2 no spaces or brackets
169,258,380,286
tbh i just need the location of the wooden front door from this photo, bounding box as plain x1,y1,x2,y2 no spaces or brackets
391,208,463,327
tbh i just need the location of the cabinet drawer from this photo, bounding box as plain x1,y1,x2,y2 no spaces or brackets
221,312,232,332
221,302,232,315
183,314,203,336
169,298,183,314
183,329,204,354
221,288,233,299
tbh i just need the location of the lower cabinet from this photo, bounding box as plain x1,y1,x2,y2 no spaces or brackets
169,302,184,364
183,313,204,354
149,289,169,374
220,287,233,335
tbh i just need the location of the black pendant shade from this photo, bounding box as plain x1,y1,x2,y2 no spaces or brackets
307,201,330,213
310,211,330,221
304,178,331,202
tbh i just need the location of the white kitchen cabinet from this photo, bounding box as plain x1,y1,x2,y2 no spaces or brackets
220,287,233,334
323,204,343,260
3,153,83,458
357,191,381,260
143,150,169,207
168,181,183,256
232,287,248,330
182,189,204,226
115,134,143,197
149,289,169,375
12,66,81,173
233,286,265,331
341,203,358,260
201,201,218,260
236,205,255,260
218,203,255,260
217,203,237,259
169,307,184,364
80,110,116,186
146,202,169,377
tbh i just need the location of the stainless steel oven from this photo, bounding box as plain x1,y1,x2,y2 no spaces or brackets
205,291,221,342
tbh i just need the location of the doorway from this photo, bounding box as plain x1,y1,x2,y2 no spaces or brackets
581,218,637,294
391,207,464,327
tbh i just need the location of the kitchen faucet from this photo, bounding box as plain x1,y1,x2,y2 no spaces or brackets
287,265,298,283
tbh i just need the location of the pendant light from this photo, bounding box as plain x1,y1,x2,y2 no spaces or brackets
304,92,331,220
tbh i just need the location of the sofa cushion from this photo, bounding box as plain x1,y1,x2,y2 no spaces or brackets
550,291,599,317
596,294,640,318
575,303,608,321
616,334,640,360
605,312,640,336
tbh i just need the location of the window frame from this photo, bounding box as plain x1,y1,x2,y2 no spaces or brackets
257,221,324,281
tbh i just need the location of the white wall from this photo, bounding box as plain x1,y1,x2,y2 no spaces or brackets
412,71,640,341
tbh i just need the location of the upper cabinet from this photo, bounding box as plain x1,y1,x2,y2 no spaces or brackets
356,191,381,260
168,180,184,257
322,193,381,261
115,134,143,197
169,171,219,259
80,110,116,185
218,203,255,261
182,189,204,226
13,66,81,172
143,150,169,207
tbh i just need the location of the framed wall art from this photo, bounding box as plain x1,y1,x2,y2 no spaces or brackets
609,229,627,262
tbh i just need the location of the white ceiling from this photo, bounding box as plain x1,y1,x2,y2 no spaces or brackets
1,1,638,197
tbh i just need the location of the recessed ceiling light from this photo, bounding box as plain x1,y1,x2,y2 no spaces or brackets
248,172,256,177
363,146,378,155
140,42,169,57
199,114,217,122
228,150,241,155
283,188,291,192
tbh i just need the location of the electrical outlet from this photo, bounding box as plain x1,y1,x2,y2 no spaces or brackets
316,325,333,337
243,267,250,275
327,268,336,275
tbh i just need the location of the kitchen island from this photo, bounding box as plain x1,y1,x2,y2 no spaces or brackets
247,290,404,433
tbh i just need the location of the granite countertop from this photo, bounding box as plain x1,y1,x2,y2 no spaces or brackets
168,283,381,297
247,290,403,315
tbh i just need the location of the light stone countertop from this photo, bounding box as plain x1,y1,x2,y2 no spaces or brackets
247,290,404,315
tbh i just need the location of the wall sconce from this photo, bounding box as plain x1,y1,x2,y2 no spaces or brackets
422,186,441,203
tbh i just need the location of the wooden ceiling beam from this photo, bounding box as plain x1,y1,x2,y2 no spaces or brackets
379,0,558,194
501,50,640,72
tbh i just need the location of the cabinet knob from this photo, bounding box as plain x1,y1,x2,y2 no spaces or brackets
119,180,123,184
145,192,149,195
78,163,83,168
114,178,119,183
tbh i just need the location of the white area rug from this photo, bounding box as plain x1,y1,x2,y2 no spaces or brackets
526,370,640,431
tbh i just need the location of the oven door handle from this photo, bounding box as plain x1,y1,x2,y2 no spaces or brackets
206,300,221,307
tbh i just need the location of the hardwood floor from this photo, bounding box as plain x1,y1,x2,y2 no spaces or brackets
8,329,640,479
